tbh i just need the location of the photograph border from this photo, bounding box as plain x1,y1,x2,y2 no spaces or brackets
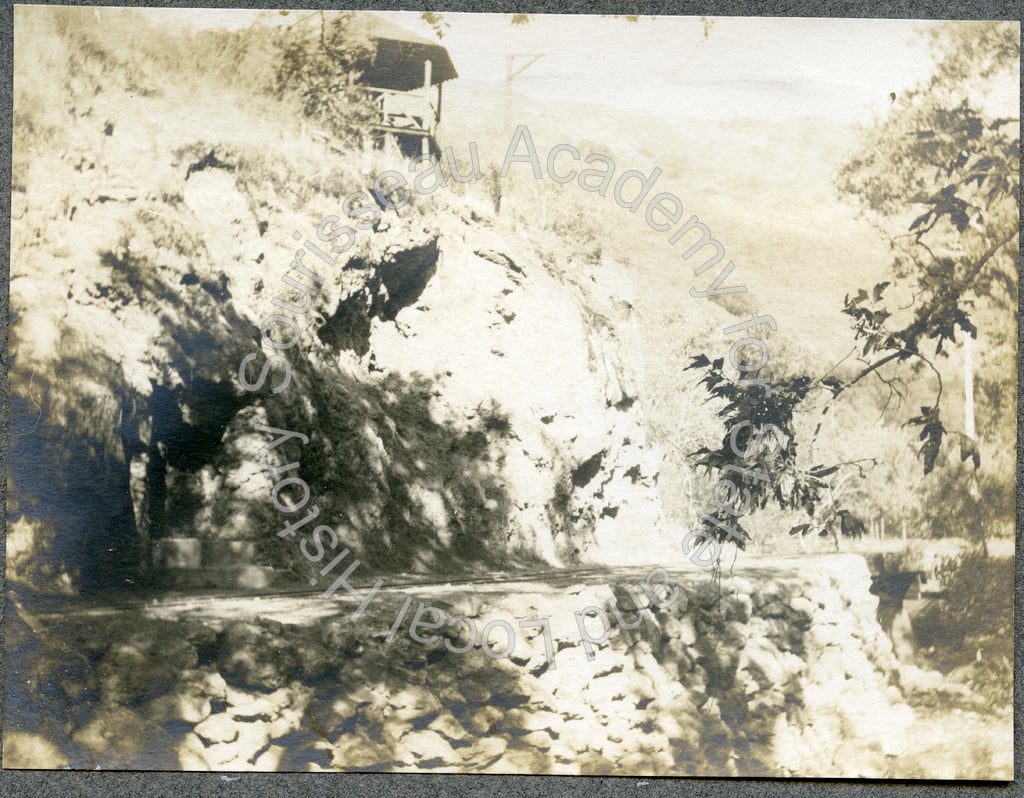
0,0,1020,794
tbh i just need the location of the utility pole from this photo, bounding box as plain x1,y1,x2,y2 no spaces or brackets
964,332,975,441
504,54,544,134
964,333,982,502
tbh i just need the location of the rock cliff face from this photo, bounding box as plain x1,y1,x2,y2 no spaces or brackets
10,555,1007,778
9,109,668,591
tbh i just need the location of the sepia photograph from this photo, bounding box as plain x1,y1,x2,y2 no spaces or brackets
5,5,1018,779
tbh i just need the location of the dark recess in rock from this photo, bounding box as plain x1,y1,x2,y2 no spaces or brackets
474,249,524,276
185,149,235,181
200,274,231,302
571,450,605,488
317,239,440,354
318,290,373,356
375,238,439,321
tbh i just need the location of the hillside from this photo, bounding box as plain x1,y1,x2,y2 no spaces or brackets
9,7,677,594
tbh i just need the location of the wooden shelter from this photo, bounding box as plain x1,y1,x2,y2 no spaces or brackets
354,16,458,156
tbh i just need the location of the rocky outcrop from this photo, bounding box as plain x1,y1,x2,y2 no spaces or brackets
10,8,670,594
10,120,667,592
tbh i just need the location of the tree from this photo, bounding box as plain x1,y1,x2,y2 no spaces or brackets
273,11,378,147
419,12,450,39
428,12,662,30
688,21,1018,555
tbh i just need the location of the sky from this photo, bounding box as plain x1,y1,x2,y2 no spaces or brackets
135,8,1016,125
377,12,946,124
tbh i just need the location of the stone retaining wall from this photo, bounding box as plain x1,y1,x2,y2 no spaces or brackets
5,554,919,777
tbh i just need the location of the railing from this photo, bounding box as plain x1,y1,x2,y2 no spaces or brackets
362,87,438,136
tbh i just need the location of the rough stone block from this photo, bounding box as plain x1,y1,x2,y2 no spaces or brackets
152,537,202,569
202,539,256,566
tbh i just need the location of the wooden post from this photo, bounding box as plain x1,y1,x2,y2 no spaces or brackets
422,58,432,157
901,519,907,543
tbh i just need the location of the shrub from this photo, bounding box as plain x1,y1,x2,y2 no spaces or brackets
914,551,1013,703
273,11,378,148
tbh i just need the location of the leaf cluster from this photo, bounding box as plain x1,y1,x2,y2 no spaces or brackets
685,355,837,546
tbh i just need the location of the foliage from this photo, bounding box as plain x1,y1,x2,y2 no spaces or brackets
509,13,652,26
832,21,1018,535
420,12,450,39
273,11,379,147
915,551,1013,701
913,461,1015,544
182,25,284,96
686,21,1018,551
686,354,870,547
835,21,1018,387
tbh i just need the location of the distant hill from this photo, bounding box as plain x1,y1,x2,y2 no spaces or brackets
440,83,895,355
